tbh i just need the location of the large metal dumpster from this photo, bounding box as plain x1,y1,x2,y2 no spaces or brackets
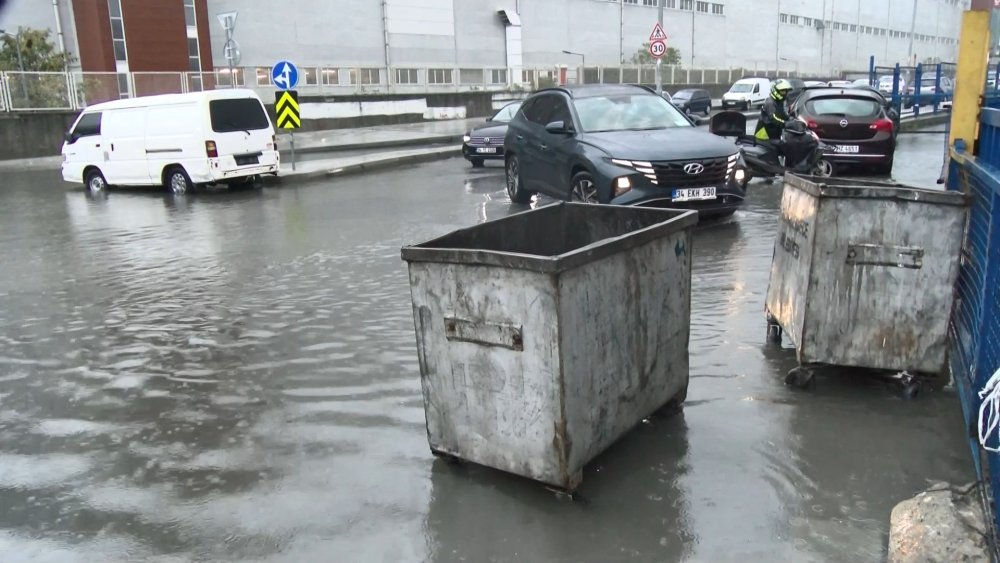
401,203,696,490
765,174,968,384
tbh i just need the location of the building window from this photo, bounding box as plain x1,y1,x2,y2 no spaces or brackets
711,3,723,15
395,68,419,84
490,69,508,84
428,68,453,85
187,38,201,71
803,17,812,26
789,15,799,24
302,67,318,85
256,66,271,86
849,24,857,32
183,0,196,27
321,68,339,85
696,1,708,12
459,68,484,85
350,68,383,85
642,0,657,6
522,69,535,84
116,72,129,98
879,28,887,36
107,0,127,64
624,0,637,4
666,0,677,7
779,13,788,24
680,0,692,10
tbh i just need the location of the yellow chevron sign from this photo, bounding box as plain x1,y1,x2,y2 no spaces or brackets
275,90,300,129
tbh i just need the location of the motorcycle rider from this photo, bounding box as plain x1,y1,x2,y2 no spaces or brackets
754,79,794,142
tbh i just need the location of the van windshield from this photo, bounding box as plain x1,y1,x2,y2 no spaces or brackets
729,83,754,93
210,99,269,133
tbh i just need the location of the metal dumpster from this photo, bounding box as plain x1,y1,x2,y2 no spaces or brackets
765,174,968,384
401,203,696,490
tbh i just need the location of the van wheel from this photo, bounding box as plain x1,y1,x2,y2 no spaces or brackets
84,169,107,192
165,167,193,195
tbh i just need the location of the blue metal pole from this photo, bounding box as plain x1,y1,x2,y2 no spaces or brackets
869,55,876,87
914,63,923,118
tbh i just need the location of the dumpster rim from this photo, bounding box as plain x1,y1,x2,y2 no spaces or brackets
400,203,698,273
784,173,969,207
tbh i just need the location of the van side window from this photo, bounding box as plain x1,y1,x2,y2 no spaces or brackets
753,84,760,94
73,112,102,137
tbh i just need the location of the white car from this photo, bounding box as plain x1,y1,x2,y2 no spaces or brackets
721,77,771,111
877,76,906,95
62,89,279,194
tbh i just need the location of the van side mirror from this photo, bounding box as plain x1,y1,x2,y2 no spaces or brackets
64,132,77,144
545,120,573,135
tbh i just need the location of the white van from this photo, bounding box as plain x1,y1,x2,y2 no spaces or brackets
721,78,771,111
62,89,279,194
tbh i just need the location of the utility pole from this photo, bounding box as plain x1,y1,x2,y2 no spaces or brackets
775,0,781,73
907,0,918,65
655,0,663,96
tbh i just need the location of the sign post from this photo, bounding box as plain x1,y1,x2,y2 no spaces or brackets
216,11,239,88
272,60,301,171
649,20,668,96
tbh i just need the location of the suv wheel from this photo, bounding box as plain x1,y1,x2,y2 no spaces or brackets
505,155,533,204
570,171,600,204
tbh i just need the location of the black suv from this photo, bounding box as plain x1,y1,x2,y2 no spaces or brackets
504,84,747,218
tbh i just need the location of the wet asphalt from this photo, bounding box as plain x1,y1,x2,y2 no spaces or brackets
0,129,972,562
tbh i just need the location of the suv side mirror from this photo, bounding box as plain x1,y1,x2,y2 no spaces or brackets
545,120,573,135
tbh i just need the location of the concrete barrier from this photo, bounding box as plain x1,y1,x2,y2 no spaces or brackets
0,112,77,160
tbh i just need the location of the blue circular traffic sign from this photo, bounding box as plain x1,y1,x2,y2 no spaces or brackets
271,60,299,90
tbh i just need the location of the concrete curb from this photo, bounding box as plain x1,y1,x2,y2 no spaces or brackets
277,133,463,157
899,113,950,132
263,147,462,185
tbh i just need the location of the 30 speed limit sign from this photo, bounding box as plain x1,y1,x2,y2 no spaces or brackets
648,39,667,59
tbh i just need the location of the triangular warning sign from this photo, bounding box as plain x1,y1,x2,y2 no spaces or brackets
649,22,667,41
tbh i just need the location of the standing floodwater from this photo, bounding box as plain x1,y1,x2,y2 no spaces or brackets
0,130,972,562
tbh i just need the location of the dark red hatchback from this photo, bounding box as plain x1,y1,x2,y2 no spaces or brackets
790,88,897,175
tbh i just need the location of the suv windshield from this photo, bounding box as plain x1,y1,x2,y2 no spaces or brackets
573,94,691,132
209,98,270,133
805,97,882,117
729,83,754,93
491,102,522,123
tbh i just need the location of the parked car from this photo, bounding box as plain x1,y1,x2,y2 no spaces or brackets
877,75,907,96
804,80,830,88
790,87,897,175
827,80,854,88
904,76,954,108
504,84,747,218
462,101,523,167
851,78,873,88
62,89,278,194
670,88,712,116
721,77,770,110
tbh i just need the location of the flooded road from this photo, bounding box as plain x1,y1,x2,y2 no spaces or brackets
0,130,971,562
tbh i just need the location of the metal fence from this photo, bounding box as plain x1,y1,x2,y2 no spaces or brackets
0,64,797,112
948,107,1000,538
869,59,958,117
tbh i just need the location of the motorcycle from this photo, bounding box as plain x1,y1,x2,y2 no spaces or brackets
710,111,837,183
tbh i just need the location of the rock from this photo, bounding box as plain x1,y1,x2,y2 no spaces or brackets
888,482,991,563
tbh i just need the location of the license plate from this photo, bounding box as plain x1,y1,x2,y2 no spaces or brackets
476,147,497,154
834,145,860,154
235,155,260,165
672,187,717,202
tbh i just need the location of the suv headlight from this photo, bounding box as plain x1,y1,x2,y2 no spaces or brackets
609,158,657,184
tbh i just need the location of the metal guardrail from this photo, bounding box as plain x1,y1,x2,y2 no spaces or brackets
0,65,796,112
948,107,1000,536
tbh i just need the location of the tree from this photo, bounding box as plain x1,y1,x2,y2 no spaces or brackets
631,43,682,66
0,27,74,71
0,27,77,109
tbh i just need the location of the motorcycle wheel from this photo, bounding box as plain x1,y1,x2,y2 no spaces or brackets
811,158,835,178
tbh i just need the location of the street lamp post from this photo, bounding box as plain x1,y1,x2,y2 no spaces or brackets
562,50,585,84
0,28,29,102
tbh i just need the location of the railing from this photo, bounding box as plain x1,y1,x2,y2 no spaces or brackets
948,107,1000,538
0,64,800,112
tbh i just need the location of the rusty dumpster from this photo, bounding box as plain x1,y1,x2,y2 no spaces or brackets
765,174,967,387
401,203,696,490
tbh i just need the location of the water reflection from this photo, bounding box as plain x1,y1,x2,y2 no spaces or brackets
426,412,693,562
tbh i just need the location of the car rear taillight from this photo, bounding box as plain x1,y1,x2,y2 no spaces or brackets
206,140,218,158
806,120,819,130
870,119,894,133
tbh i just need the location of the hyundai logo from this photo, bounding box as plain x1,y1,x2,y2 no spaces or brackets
484,137,490,143
683,163,705,175
839,119,849,128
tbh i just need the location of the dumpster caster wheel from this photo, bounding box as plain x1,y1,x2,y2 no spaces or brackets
431,450,463,465
766,323,782,344
898,372,921,400
785,366,816,389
